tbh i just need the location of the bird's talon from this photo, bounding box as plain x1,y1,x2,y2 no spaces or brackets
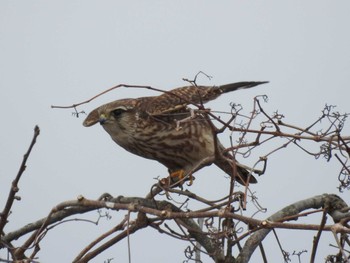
186,174,194,186
170,170,194,186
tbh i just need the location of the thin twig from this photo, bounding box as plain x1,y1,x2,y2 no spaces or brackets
73,216,128,261
0,126,40,235
310,209,328,263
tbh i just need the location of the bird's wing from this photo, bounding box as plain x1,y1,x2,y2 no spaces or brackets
143,82,267,116
142,85,213,116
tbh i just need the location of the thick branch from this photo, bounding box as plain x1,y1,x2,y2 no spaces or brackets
4,193,349,262
236,194,349,263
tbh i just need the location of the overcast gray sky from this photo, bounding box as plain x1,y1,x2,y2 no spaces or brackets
1,1,350,262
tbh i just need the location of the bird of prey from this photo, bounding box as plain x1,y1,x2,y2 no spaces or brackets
83,81,267,185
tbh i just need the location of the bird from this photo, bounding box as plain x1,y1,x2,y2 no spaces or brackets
83,81,268,185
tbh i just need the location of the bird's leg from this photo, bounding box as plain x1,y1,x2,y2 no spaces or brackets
170,170,194,186
170,169,185,181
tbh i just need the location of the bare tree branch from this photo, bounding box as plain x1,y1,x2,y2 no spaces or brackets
0,126,40,235
236,194,350,263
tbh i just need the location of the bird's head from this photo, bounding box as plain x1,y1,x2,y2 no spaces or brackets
83,99,137,132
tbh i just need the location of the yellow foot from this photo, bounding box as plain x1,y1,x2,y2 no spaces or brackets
170,170,194,186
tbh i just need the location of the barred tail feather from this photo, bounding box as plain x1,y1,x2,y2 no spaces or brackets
214,156,257,185
218,81,268,94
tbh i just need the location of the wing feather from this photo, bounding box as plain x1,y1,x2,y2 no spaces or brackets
142,81,267,116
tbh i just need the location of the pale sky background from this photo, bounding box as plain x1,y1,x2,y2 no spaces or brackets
1,1,350,262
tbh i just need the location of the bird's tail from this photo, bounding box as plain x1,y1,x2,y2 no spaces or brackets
218,81,268,94
214,153,257,185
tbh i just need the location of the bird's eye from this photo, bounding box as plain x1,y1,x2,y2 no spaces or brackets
111,108,125,118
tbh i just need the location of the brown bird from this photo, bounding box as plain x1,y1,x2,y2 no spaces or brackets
83,81,267,185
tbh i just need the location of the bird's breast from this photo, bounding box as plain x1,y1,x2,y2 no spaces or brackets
104,114,216,171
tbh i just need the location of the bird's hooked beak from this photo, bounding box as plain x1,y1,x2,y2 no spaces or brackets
82,110,108,127
99,114,107,125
